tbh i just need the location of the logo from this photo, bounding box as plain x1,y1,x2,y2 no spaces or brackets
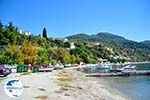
4,79,23,98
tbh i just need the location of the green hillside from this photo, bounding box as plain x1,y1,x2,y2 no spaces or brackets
67,33,150,61
0,22,149,64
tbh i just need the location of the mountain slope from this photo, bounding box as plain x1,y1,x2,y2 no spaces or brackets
67,32,129,43
93,32,127,43
67,32,150,49
67,33,99,43
141,40,150,45
67,32,150,61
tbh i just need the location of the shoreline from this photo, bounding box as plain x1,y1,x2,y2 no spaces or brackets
0,68,128,100
55,67,128,100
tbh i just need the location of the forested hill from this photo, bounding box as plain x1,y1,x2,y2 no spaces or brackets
67,32,126,42
67,33,150,61
0,22,149,64
140,40,150,48
67,32,150,49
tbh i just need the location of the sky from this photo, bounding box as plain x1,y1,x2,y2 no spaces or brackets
0,0,150,41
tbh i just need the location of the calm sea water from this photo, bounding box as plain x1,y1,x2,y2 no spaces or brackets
102,63,150,100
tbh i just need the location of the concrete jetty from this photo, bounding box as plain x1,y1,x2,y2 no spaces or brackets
86,70,150,77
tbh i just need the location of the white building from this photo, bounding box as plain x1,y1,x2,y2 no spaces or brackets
19,29,31,36
105,47,113,52
63,38,68,42
19,30,23,34
24,31,31,36
94,42,100,45
70,42,75,49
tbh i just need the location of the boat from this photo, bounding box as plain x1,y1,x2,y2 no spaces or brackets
54,64,64,69
81,64,112,73
96,64,113,73
39,65,55,72
80,64,97,72
116,65,136,73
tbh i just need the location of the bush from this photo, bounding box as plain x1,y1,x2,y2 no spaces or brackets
0,55,12,64
50,59,58,65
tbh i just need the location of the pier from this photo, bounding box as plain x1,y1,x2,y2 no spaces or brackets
86,70,150,77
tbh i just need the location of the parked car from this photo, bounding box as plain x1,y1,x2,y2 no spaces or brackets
0,65,11,77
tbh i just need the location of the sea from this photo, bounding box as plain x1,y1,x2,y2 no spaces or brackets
102,63,150,100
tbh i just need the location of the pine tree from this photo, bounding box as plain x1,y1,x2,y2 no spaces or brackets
42,28,47,38
0,21,3,29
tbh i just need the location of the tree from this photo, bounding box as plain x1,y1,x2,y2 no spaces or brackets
21,41,37,64
54,39,64,47
4,45,24,64
64,42,70,48
70,55,76,64
75,55,82,64
48,48,58,60
7,22,15,32
57,48,71,64
42,28,47,38
36,48,48,64
5,45,18,63
50,59,57,65
0,21,3,32
0,55,12,64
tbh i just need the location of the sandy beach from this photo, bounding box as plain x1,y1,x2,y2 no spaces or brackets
0,68,128,100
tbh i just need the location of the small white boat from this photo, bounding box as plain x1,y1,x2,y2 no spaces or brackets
54,64,64,69
116,65,136,73
39,66,54,72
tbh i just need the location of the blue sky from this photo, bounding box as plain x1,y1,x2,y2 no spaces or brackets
0,0,150,41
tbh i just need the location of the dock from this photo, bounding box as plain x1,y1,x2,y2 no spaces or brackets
86,70,150,77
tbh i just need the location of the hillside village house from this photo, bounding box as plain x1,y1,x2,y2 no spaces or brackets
19,29,31,36
70,42,75,49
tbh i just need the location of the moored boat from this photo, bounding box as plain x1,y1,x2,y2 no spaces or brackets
116,65,136,73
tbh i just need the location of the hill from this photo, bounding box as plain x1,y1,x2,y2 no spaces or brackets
140,40,150,48
67,32,130,43
0,22,149,64
67,32,150,61
67,32,150,49
66,33,98,43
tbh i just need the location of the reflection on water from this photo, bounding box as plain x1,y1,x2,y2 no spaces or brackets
95,63,150,100
102,63,150,100
134,63,150,70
